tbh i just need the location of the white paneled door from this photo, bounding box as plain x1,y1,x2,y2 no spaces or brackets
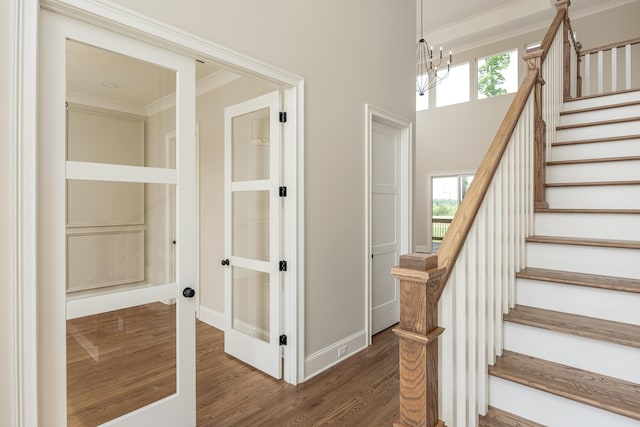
371,120,402,335
40,11,196,426
223,91,284,378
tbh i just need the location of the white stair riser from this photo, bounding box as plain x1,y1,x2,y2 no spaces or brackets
547,185,640,209
535,213,640,240
489,376,640,427
517,278,640,325
556,121,640,142
526,242,640,279
560,105,640,126
546,160,640,183
564,91,640,111
504,322,640,383
551,139,640,161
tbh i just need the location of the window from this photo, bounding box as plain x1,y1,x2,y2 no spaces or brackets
431,173,474,252
416,87,428,111
477,49,518,99
436,62,470,107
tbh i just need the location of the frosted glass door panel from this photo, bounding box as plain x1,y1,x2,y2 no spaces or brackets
232,267,270,343
232,107,270,182
232,190,270,261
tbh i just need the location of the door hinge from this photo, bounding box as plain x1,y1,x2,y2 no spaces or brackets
279,112,287,123
279,334,287,346
279,186,287,197
279,260,287,272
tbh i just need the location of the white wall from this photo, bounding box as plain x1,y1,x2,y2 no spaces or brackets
0,0,13,424
110,0,416,361
414,1,640,249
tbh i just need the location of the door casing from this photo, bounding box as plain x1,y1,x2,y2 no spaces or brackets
12,0,305,424
364,104,413,345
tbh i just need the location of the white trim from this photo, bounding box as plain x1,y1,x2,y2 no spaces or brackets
40,0,303,86
66,283,178,319
304,329,367,381
18,2,305,421
415,245,431,253
196,70,241,97
197,305,224,331
364,104,413,346
11,0,39,425
98,395,179,427
66,161,178,184
67,91,148,116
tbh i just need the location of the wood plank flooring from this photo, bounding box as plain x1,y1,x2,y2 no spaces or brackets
67,302,401,426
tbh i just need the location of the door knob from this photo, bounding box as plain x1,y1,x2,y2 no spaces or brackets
182,287,196,298
221,259,230,266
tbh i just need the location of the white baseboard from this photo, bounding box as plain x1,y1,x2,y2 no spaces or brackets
198,305,224,331
304,329,367,381
415,245,431,253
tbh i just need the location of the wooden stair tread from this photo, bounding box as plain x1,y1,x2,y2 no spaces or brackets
516,267,640,294
547,155,640,166
489,351,640,421
546,180,640,187
478,406,545,427
526,235,640,249
552,133,640,146
566,87,640,102
504,305,640,348
535,208,640,214
560,100,640,115
556,116,640,130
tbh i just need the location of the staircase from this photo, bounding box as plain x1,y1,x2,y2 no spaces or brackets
482,90,640,426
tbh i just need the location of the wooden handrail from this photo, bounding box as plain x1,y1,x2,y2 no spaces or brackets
540,6,567,63
580,37,640,56
435,70,537,284
436,3,566,296
392,3,570,426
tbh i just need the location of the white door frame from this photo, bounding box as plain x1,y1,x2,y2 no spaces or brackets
364,104,412,345
11,0,305,424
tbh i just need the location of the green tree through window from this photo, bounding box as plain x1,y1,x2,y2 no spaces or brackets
478,52,511,97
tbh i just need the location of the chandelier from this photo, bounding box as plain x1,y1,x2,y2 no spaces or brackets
416,0,452,96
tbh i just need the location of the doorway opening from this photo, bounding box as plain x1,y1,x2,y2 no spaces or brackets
364,105,412,345
34,4,304,426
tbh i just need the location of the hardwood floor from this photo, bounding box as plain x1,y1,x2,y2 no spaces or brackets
67,303,400,426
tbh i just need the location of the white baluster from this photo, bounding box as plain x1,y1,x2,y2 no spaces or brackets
597,50,604,93
626,44,632,90
454,251,467,427
611,47,618,92
584,54,591,96
476,202,488,413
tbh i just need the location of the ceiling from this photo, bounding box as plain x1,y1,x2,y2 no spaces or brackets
66,39,225,113
419,0,636,53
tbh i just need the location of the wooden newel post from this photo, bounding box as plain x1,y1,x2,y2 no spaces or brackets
391,253,447,427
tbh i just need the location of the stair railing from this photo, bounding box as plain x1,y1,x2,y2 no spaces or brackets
578,37,640,97
391,2,571,426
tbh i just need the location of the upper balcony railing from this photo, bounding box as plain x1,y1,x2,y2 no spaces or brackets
575,37,640,98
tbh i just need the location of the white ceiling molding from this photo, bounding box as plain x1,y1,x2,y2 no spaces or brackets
41,0,303,87
424,0,551,50
424,0,639,55
67,91,148,116
145,69,242,116
196,69,241,97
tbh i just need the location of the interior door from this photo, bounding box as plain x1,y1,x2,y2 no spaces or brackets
40,12,196,426
371,120,402,335
223,91,283,378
